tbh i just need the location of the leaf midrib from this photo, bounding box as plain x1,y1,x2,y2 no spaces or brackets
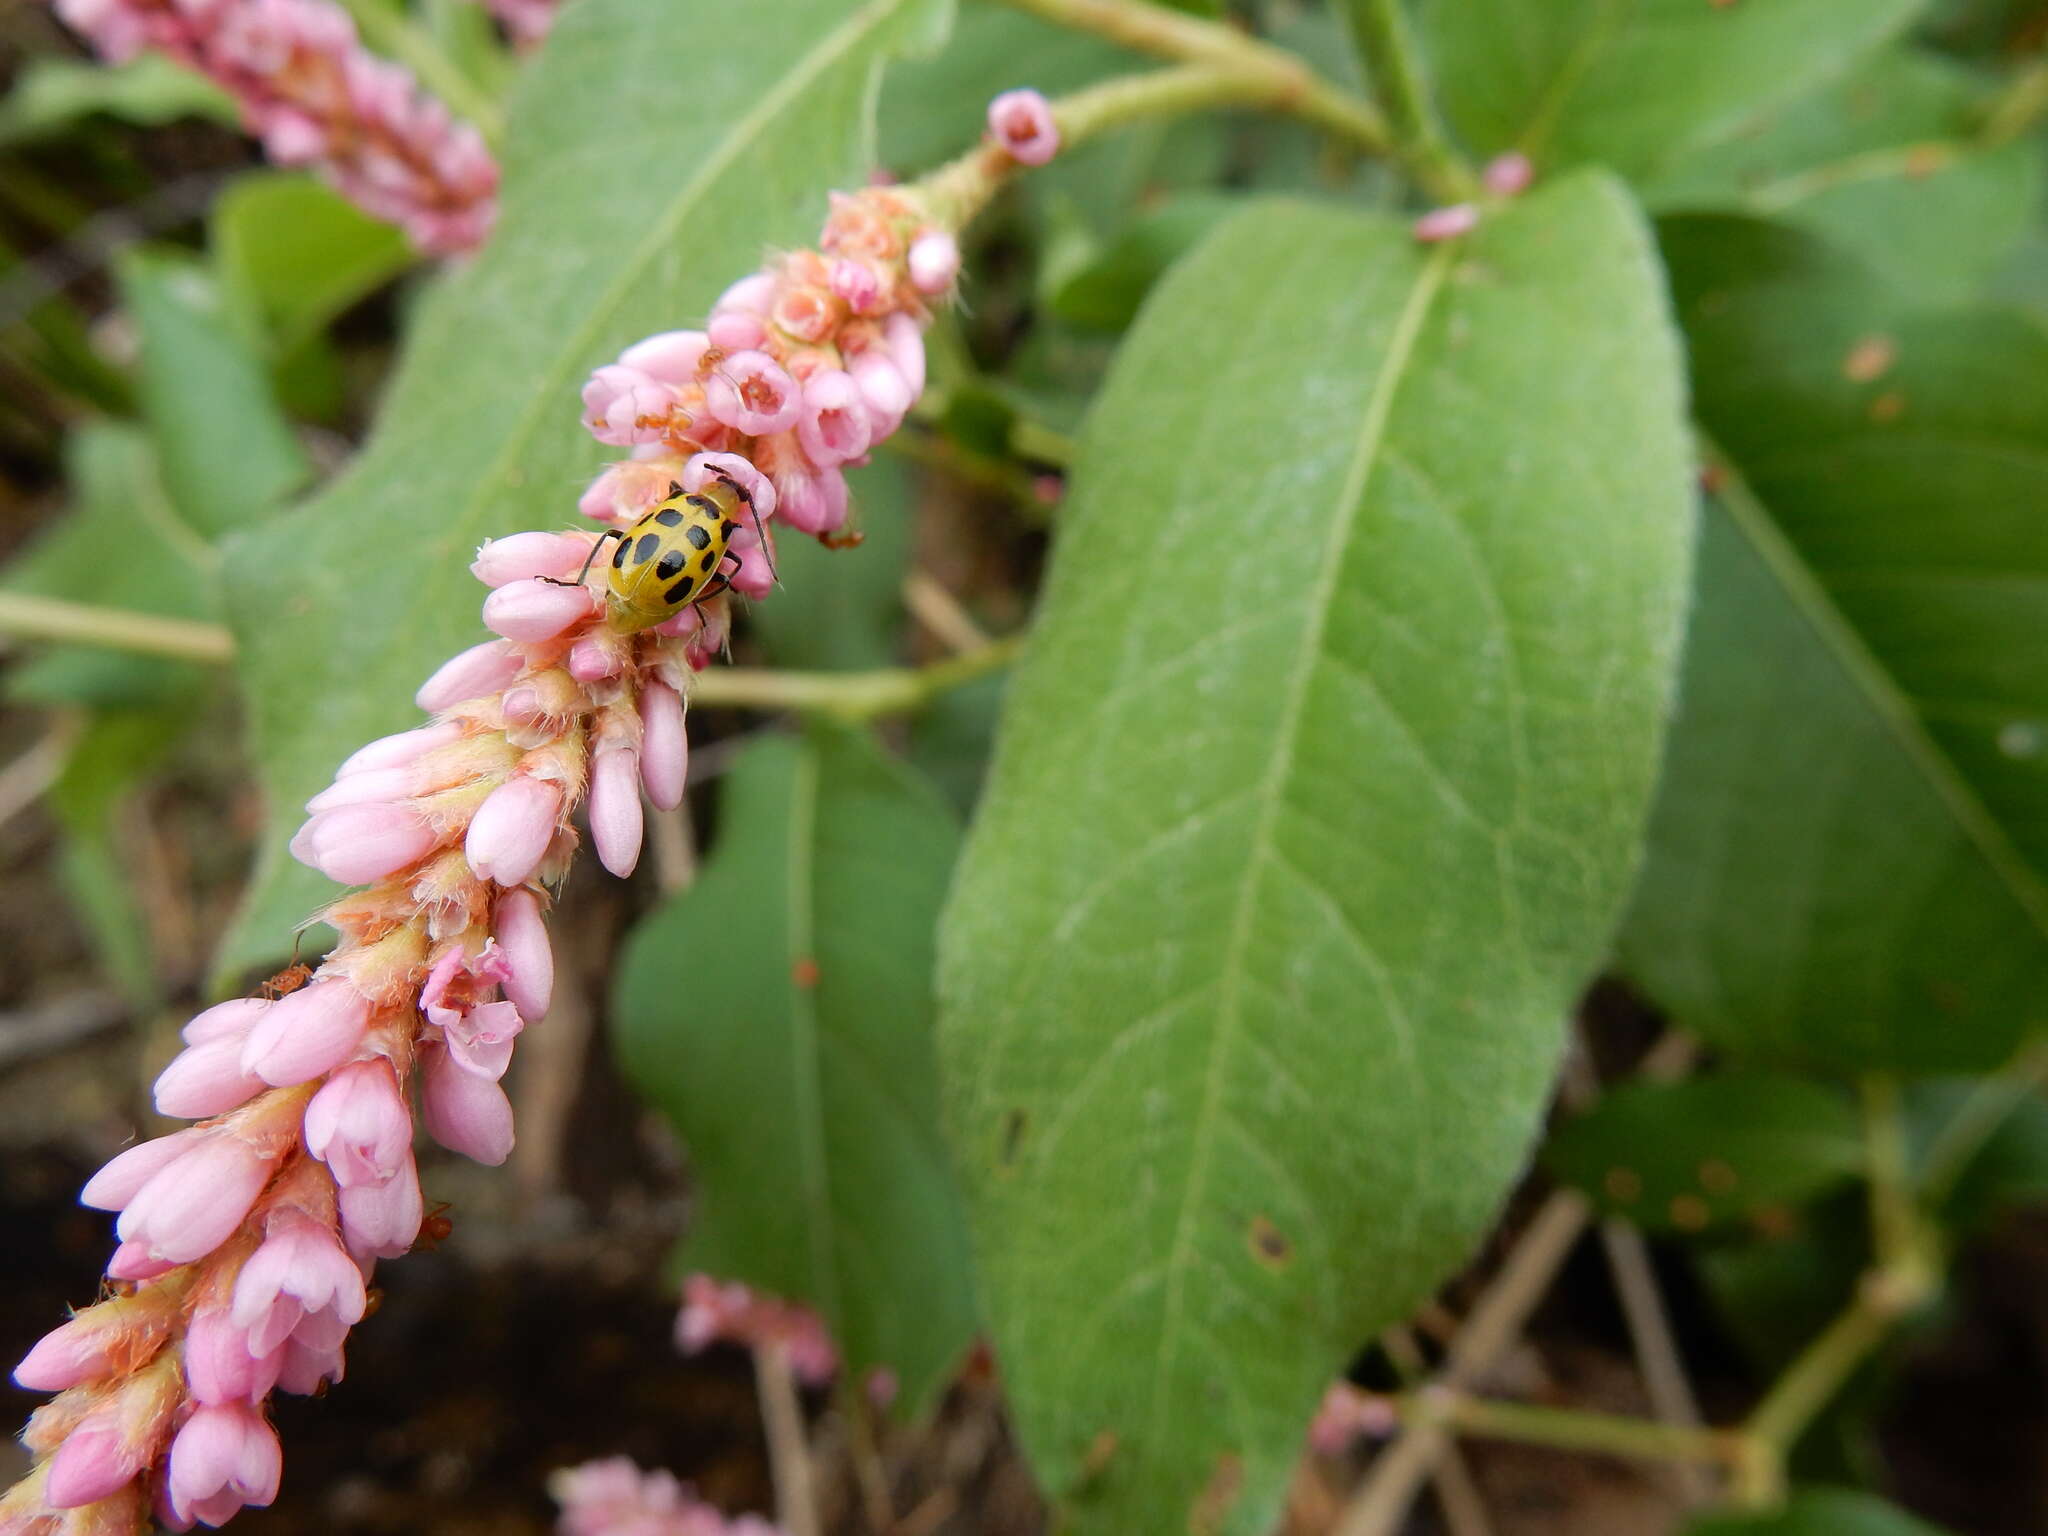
1705,433,2048,943
1145,241,1458,1446
784,740,843,1331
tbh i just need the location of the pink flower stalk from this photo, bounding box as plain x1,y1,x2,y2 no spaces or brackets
8,179,975,1535
43,0,498,255
987,88,1061,166
674,1275,839,1388
550,1457,786,1536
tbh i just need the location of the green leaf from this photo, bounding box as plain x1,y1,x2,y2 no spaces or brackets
118,250,311,540
2,422,213,709
1421,0,1927,181
614,725,978,1415
1043,194,1241,333
1620,216,2048,1072
1545,1074,1862,1233
214,0,953,983
1687,1487,1954,1536
746,456,913,672
211,173,413,353
1905,1077,2048,1232
937,177,1694,1534
0,53,235,147
1645,48,2046,302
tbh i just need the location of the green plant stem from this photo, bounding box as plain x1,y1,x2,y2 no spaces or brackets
692,639,1021,720
0,592,234,665
1400,1390,1742,1469
1009,415,1076,468
1919,1037,2048,1207
995,0,1391,151
1861,1074,1919,1274
1986,55,2048,145
336,0,505,146
1338,0,1477,200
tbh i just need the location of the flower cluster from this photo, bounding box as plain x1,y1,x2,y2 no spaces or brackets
46,0,498,254
674,1275,839,1389
3,180,955,1535
551,1458,783,1536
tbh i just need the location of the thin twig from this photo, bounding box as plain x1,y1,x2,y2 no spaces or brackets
0,712,82,838
0,592,235,666
755,1341,822,1536
1381,1327,1494,1536
901,569,990,655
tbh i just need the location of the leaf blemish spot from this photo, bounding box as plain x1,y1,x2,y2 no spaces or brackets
1869,390,1907,423
1190,1452,1245,1535
1841,335,1896,383
1247,1214,1293,1269
1698,1158,1739,1194
1669,1193,1711,1231
791,955,820,988
1077,1428,1119,1483
1998,721,2043,759
998,1108,1027,1169
1602,1167,1643,1203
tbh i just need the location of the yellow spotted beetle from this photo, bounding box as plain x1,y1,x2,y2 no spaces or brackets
557,467,774,633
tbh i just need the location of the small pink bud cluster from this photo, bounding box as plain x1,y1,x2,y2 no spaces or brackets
577,184,950,548
478,0,555,50
550,1458,784,1536
45,0,498,254
1306,1382,1399,1457
986,88,1060,167
674,1275,839,1388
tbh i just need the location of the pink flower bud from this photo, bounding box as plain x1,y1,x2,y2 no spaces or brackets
582,363,689,447
568,634,626,682
153,1036,268,1119
465,775,563,886
885,310,927,398
114,1134,272,1267
165,1403,281,1528
232,1215,368,1356
848,350,912,440
588,748,644,878
44,1410,146,1509
184,1308,283,1405
708,309,768,351
276,1332,346,1396
714,271,778,316
1413,203,1480,242
304,764,413,814
304,1058,412,1187
421,1045,515,1165
988,88,1060,165
482,579,598,642
239,978,373,1087
492,888,554,1023
338,721,463,779
829,257,884,314
471,531,597,587
703,350,802,436
442,999,523,1080
289,802,437,885
80,1131,203,1212
106,1240,178,1282
338,1150,424,1260
417,639,522,712
579,458,688,524
908,230,960,295
682,451,778,520
181,997,270,1046
14,1314,126,1393
777,464,850,536
619,328,710,384
637,681,687,813
796,369,873,467
1483,151,1535,197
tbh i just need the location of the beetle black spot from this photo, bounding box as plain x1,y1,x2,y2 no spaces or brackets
663,579,695,605
632,533,658,564
722,520,741,540
698,551,717,573
665,481,684,499
653,508,684,527
655,550,686,580
684,494,720,518
684,524,712,551
611,539,629,568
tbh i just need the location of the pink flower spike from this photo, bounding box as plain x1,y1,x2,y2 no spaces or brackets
181,997,270,1047
988,88,1061,165
417,639,522,711
166,1403,282,1528
421,1045,516,1165
81,1130,204,1212
1483,151,1535,197
184,1308,284,1405
588,748,644,878
492,887,554,1022
291,802,438,886
472,530,597,587
153,1036,268,1119
884,310,927,398
908,230,960,295
232,1216,367,1357
703,350,802,435
1413,203,1481,242
466,775,564,886
115,1134,272,1267
240,978,373,1087
338,720,464,778
338,1150,424,1260
43,1409,146,1509
683,452,777,521
304,1058,413,1188
797,369,873,467
482,578,598,642
713,270,778,316
849,350,913,440
620,328,712,384
638,681,688,813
